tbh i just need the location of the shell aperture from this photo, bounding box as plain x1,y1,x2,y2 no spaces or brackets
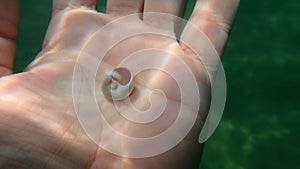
101,67,134,100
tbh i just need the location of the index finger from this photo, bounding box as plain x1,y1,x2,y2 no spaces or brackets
52,0,98,16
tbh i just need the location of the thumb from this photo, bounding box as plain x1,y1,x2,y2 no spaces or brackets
0,0,19,77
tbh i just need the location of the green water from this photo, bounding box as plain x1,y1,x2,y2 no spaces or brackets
15,0,299,169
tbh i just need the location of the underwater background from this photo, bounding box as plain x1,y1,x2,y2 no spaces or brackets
15,0,299,168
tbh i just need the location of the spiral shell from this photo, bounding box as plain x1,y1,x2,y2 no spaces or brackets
101,67,134,100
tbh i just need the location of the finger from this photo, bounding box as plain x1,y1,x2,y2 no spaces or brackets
0,0,19,77
0,38,16,76
53,0,97,16
106,0,144,16
143,0,186,31
181,0,240,55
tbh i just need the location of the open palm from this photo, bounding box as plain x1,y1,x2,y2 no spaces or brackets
0,0,239,169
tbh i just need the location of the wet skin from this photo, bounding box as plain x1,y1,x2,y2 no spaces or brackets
0,0,239,168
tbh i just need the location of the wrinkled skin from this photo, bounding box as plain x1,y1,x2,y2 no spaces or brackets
0,0,239,168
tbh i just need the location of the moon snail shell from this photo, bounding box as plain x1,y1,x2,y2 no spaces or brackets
101,67,134,100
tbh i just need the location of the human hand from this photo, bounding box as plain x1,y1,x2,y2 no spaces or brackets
0,0,239,168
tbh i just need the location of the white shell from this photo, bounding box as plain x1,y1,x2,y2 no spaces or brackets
101,67,134,100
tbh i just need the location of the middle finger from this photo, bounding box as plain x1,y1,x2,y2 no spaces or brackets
106,0,144,16
143,0,186,31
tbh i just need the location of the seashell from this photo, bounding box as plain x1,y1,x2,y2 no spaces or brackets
101,67,134,100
